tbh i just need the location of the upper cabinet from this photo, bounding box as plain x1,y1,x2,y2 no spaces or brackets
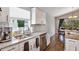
0,7,9,22
31,8,46,24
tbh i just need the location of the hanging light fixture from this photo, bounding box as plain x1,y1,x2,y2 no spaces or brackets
68,7,78,19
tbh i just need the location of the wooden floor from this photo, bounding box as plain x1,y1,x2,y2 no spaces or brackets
45,36,64,51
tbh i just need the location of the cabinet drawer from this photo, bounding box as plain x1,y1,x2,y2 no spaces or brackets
65,38,77,51
1,44,19,51
65,38,76,44
65,44,76,51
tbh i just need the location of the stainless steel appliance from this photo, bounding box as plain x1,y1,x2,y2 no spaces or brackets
0,27,12,43
59,31,65,44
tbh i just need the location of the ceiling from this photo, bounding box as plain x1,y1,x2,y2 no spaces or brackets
40,7,67,15
19,7,30,11
20,7,79,17
40,7,79,17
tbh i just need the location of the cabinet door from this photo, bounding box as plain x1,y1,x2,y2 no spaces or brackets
65,44,76,51
76,40,79,51
36,8,46,24
31,8,36,24
31,8,46,24
19,41,26,51
1,7,9,22
1,44,19,51
65,38,76,51
29,38,36,51
29,39,33,51
40,33,47,51
41,12,46,24
36,8,43,24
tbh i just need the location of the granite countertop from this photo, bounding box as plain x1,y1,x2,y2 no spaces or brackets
0,32,47,50
65,30,79,40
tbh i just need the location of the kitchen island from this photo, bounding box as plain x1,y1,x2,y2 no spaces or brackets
65,30,79,51
65,30,79,40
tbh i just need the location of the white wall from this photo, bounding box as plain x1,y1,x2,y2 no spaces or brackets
46,13,55,45
9,7,30,19
46,13,55,37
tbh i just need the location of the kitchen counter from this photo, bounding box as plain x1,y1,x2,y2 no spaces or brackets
0,32,47,50
33,31,47,35
65,30,79,40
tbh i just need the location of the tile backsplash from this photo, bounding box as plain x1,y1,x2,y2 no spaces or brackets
31,24,47,33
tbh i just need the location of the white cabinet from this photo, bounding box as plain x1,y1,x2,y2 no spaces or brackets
65,43,76,51
76,40,79,51
31,8,46,24
18,41,26,51
65,38,79,51
29,38,36,51
1,44,19,51
65,38,76,51
29,37,40,51
0,7,9,22
1,41,26,51
0,7,9,27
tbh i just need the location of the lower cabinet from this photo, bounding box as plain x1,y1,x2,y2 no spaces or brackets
65,44,76,51
29,38,36,51
1,44,19,51
19,41,26,51
65,38,79,51
40,33,47,51
76,40,79,51
29,37,40,51
0,36,40,51
1,41,27,51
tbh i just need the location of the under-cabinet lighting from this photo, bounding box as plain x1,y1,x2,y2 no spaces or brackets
68,16,78,19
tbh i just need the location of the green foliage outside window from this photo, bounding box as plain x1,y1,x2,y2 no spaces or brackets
61,19,79,30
